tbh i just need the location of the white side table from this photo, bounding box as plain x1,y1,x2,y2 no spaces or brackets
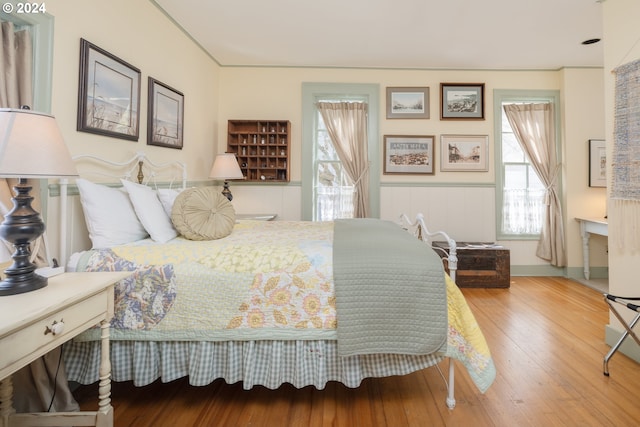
0,271,130,427
236,213,277,221
575,217,608,280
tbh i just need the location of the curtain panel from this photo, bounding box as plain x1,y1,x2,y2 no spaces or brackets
504,103,566,267
316,101,370,218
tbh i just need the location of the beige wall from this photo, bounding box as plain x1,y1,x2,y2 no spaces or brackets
47,0,220,178
218,67,562,182
36,1,606,272
603,0,640,337
219,66,605,270
561,68,608,271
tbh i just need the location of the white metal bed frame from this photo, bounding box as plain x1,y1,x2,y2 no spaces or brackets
58,152,186,266
58,152,462,409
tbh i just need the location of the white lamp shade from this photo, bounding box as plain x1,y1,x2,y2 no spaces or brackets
0,108,78,178
209,153,244,180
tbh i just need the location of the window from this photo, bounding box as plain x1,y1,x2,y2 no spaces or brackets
301,83,380,221
314,108,356,220
500,104,545,235
494,90,560,239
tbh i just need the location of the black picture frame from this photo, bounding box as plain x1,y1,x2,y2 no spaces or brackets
77,39,141,140
147,77,184,149
440,83,485,120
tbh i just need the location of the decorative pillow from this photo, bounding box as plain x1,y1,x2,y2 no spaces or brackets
157,188,181,217
171,187,236,240
121,180,178,243
76,178,148,248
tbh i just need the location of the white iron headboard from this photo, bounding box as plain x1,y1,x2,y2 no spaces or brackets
399,213,458,282
57,152,187,266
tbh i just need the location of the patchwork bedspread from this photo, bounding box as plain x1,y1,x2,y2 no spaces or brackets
71,220,495,392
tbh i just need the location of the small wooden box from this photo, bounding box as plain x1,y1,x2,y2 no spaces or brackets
433,241,510,288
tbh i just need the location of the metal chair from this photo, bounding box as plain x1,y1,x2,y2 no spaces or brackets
603,293,640,376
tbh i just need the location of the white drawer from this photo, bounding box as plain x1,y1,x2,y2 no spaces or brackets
0,292,107,378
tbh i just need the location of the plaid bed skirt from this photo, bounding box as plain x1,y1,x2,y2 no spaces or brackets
63,339,444,390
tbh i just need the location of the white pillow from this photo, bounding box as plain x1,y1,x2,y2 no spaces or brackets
76,178,148,248
121,180,178,243
157,188,180,217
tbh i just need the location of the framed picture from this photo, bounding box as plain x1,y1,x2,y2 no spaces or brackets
383,135,435,175
147,77,184,149
440,135,489,171
589,139,606,187
386,87,429,119
77,38,141,140
440,83,485,120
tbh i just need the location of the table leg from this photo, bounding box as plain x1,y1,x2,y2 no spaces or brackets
0,376,15,427
96,318,113,426
580,222,591,280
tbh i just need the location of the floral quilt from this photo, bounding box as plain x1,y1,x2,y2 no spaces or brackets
73,220,495,392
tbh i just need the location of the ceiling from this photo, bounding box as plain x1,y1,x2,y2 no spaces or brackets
153,0,604,70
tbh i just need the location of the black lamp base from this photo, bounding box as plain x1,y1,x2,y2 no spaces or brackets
0,273,47,296
221,180,233,201
0,178,47,296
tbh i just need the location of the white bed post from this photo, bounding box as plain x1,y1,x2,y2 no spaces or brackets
446,359,456,409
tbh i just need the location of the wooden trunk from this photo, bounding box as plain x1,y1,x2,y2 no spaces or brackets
433,241,510,288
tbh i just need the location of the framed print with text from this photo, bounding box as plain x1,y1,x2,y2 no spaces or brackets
383,135,435,174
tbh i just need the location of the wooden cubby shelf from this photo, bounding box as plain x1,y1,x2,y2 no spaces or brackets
227,120,291,182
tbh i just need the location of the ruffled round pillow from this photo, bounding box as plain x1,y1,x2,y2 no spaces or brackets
171,187,236,240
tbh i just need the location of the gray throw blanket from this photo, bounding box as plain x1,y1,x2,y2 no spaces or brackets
333,219,448,356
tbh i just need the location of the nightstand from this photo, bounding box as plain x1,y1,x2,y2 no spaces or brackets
236,213,277,221
0,271,130,427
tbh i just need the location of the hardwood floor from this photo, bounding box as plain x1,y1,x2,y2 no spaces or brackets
74,277,640,426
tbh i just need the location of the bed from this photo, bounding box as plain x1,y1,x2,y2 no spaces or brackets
58,153,495,410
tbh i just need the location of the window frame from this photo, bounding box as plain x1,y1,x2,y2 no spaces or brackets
493,89,562,240
301,83,380,221
1,7,54,112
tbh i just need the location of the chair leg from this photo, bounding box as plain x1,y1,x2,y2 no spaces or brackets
603,299,640,376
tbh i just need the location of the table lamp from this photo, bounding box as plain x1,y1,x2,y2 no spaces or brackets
209,153,244,201
0,107,78,296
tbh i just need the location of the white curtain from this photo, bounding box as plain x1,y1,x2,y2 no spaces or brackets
504,103,566,267
316,101,370,218
1,20,79,414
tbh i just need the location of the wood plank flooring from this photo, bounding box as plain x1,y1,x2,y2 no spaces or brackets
74,276,640,426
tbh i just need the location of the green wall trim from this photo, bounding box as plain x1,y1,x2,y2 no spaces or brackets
48,180,209,197
301,83,380,221
492,89,562,241
231,180,302,187
48,180,302,197
1,7,54,112
566,266,609,280
380,181,495,188
605,325,640,365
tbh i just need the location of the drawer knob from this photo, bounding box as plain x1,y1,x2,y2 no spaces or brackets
45,320,65,336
